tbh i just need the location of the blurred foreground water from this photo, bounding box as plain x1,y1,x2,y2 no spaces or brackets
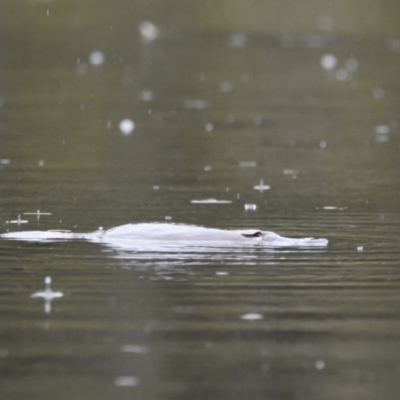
0,1,399,399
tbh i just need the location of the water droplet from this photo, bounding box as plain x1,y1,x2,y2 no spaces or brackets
191,199,232,204
89,51,105,66
254,116,262,126
317,15,335,31
345,58,358,71
139,21,160,43
119,119,135,135
373,87,384,99
121,345,148,354
320,54,337,70
253,179,270,192
239,161,257,167
205,123,214,132
219,82,233,92
139,90,154,101
335,69,348,80
229,33,247,48
241,313,263,321
315,360,325,370
115,376,140,387
184,99,210,109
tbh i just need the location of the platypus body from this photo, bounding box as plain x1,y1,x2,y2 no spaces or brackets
1,223,328,248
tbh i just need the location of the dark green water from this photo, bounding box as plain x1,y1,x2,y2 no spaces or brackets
0,1,399,399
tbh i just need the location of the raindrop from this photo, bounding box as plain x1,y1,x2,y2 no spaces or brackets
6,215,28,225
345,58,358,71
254,116,262,126
283,169,299,179
89,51,105,66
373,87,384,99
205,123,213,132
320,54,337,70
315,360,325,370
375,125,389,142
139,90,154,101
239,161,257,167
23,210,52,221
375,125,389,134
229,33,247,48
190,199,232,204
219,82,233,92
253,179,271,192
31,276,64,314
139,21,160,43
184,99,210,109
387,38,400,53
119,119,135,135
241,313,263,321
317,15,335,31
0,349,8,358
335,69,348,80
115,376,140,387
121,345,149,354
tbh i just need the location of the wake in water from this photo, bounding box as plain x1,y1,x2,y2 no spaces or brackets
1,223,328,250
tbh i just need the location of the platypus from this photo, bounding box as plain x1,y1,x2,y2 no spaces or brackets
1,223,328,248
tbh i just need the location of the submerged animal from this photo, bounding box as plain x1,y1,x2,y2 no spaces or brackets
1,223,328,249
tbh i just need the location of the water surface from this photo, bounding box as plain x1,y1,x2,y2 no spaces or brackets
0,1,400,399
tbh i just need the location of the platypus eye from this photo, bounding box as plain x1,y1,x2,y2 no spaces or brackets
241,231,263,238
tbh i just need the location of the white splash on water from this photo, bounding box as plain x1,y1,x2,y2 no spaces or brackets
253,179,270,192
31,276,64,314
190,199,232,204
6,215,28,225
241,313,264,321
244,204,257,211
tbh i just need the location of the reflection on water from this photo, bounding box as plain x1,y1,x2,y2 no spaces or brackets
0,0,400,399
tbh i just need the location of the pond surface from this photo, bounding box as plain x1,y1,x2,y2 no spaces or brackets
0,1,400,399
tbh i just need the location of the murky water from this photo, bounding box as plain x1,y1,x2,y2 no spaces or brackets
0,1,400,399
